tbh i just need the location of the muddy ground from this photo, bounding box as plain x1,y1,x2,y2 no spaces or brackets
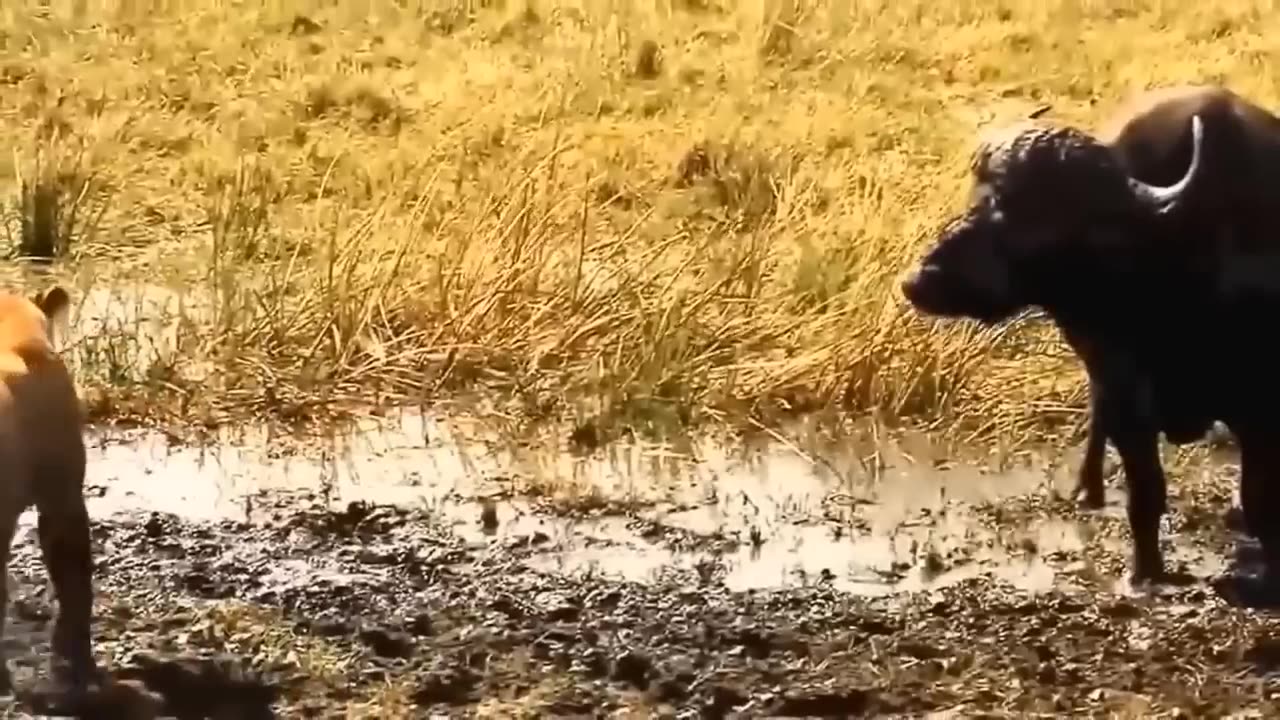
1,413,1278,718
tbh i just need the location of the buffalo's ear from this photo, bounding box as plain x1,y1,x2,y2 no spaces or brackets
33,285,71,322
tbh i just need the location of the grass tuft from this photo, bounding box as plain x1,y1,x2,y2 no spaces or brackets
0,0,1264,448
5,137,110,262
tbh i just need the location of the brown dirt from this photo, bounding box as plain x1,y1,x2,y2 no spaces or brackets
0,417,1275,717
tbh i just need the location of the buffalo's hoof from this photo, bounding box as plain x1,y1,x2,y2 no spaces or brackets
1129,552,1166,587
1071,481,1106,510
1126,569,1163,591
1124,566,1194,598
1078,490,1106,510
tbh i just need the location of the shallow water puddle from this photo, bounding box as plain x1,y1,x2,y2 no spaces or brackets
522,491,1103,596
39,408,1160,596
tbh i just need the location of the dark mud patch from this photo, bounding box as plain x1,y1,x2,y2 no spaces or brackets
0,413,1270,716
1,494,1276,715
12,653,279,719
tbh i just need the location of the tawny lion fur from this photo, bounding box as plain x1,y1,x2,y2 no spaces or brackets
0,286,97,692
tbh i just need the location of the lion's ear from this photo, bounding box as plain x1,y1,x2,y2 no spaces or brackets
33,286,71,322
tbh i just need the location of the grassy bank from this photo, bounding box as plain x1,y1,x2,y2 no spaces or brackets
0,0,1271,444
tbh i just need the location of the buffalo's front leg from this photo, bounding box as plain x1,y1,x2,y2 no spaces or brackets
1061,329,1108,510
1110,427,1168,581
1093,369,1168,582
1074,385,1108,509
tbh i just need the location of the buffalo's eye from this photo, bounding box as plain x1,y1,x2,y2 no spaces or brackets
972,188,1006,226
986,201,1006,226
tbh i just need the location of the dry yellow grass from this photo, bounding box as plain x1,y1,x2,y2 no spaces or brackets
0,0,1273,444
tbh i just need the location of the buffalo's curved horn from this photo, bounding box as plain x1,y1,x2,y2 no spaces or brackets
1128,114,1205,214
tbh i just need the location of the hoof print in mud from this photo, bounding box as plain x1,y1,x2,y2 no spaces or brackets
609,650,654,690
1212,571,1280,609
300,615,358,639
413,665,482,707
12,595,52,623
570,648,609,678
294,500,413,538
114,652,281,719
181,566,229,598
18,677,164,719
143,512,175,539
357,624,415,659
769,687,878,716
704,684,751,716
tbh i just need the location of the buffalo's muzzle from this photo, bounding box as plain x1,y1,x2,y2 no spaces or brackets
900,264,943,312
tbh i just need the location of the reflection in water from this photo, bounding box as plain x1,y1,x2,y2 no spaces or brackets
63,406,1148,597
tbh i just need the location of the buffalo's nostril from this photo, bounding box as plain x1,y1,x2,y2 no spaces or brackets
900,276,918,301
900,266,931,301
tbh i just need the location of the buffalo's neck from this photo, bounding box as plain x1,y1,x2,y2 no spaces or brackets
1030,254,1207,343
1027,246,1227,432
1027,245,1220,408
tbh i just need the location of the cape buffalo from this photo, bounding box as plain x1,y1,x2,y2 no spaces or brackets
1070,86,1280,513
900,91,1280,589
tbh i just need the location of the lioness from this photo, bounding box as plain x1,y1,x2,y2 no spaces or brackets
0,286,97,694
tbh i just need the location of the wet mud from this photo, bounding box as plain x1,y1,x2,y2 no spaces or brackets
1,411,1278,717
